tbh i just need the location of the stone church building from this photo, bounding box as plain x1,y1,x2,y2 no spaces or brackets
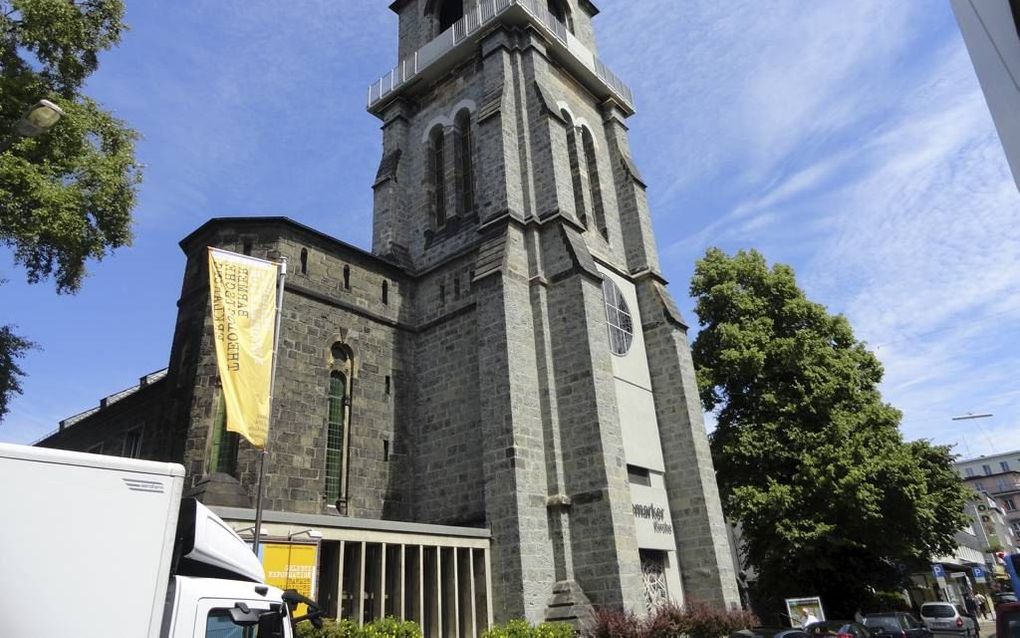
40,0,739,633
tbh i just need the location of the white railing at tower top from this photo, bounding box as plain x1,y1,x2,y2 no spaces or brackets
367,0,635,110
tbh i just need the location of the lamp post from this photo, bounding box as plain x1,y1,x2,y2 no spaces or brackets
0,99,65,152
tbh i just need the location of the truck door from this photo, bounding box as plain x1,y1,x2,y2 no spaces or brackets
193,599,291,638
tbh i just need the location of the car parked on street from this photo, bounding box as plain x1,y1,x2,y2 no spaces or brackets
730,628,810,638
864,612,932,638
918,602,978,637
996,602,1020,638
804,621,874,638
995,592,1018,607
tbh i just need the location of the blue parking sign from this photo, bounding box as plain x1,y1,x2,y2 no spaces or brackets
973,566,986,582
932,564,946,579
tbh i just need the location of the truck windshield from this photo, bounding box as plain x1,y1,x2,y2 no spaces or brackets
206,608,286,638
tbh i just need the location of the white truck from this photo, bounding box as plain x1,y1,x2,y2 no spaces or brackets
0,442,321,638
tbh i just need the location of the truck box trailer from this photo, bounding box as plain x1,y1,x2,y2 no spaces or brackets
0,442,314,638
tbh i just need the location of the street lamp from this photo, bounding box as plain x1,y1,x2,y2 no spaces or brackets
0,99,66,152
234,525,270,538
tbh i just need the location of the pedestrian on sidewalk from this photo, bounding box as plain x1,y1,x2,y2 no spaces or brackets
975,592,989,619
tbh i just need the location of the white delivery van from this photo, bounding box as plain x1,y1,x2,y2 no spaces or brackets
0,442,320,638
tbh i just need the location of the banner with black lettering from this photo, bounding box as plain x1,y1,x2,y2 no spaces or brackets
208,247,279,448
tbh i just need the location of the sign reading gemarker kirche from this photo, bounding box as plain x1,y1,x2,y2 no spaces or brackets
633,503,674,536
208,247,280,448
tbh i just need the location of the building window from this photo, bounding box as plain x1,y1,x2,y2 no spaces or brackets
975,481,985,491
382,280,389,305
325,371,347,503
300,248,308,275
428,126,447,228
561,111,586,227
602,277,633,356
1013,521,1020,536
1002,461,1011,472
242,240,253,256
547,0,574,33
210,391,239,476
998,479,1010,493
580,126,607,239
436,0,463,33
343,265,351,290
122,427,143,459
455,110,474,214
965,467,975,477
627,464,651,487
984,464,993,475
326,342,355,510
1005,498,1017,512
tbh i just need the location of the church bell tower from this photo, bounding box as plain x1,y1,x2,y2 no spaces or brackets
368,0,740,625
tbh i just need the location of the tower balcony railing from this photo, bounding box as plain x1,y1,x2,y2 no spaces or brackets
367,0,635,112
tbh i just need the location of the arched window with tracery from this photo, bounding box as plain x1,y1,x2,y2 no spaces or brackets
455,109,474,214
562,110,587,227
581,127,607,239
428,126,447,228
325,342,354,509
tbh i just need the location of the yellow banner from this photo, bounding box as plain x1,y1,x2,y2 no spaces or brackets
263,543,318,616
208,247,279,448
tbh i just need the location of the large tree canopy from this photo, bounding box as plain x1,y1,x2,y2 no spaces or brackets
0,0,141,421
690,248,969,616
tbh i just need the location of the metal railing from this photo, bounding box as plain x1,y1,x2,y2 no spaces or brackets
367,0,634,109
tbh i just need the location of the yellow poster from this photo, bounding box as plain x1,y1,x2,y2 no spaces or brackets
263,543,318,616
208,247,280,448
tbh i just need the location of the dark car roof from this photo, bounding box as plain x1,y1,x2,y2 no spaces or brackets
730,628,808,638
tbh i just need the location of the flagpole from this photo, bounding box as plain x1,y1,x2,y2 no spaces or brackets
253,256,287,555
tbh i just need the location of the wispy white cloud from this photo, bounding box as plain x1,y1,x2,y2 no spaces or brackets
597,0,1020,454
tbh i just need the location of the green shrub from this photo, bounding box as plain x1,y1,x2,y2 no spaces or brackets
483,618,575,638
296,617,422,638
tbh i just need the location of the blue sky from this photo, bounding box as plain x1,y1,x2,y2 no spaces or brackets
2,1,1018,457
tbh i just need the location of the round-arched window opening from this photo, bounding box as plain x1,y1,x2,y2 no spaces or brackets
602,278,633,356
331,342,351,365
437,0,464,33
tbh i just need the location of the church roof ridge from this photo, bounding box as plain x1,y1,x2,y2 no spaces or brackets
179,216,409,276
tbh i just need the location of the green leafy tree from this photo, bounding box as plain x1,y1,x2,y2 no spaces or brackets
690,248,969,617
0,0,141,422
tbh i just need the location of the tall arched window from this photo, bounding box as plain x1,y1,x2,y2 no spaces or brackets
562,110,587,227
547,0,574,33
581,127,607,239
455,109,474,214
326,342,354,509
429,126,447,228
210,387,238,476
437,0,463,33
325,370,346,503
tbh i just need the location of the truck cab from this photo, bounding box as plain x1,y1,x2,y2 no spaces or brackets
166,576,292,638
